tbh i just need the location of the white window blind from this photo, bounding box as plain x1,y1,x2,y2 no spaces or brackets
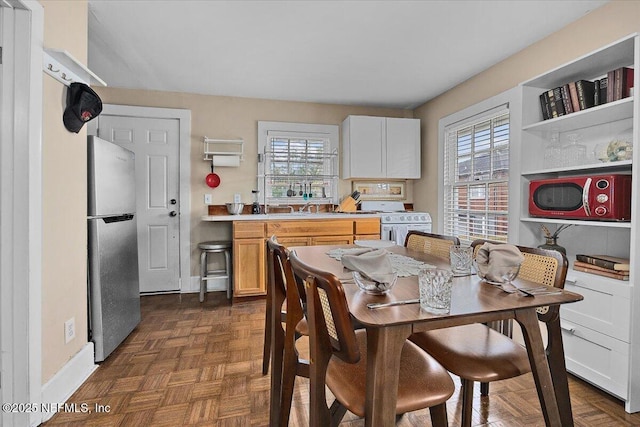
443,108,510,245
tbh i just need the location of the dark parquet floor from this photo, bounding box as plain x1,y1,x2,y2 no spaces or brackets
43,293,640,426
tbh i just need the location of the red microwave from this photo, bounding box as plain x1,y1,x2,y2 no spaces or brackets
529,174,632,221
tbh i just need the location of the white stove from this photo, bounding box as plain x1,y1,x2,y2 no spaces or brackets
360,201,432,244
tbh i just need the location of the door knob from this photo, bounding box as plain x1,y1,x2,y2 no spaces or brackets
170,199,177,205
169,211,177,217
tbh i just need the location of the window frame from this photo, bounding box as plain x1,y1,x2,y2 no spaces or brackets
437,88,522,245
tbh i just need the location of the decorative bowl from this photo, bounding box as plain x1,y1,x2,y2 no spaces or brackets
352,271,398,295
225,203,245,215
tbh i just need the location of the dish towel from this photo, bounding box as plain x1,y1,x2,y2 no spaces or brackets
475,243,525,283
341,248,394,283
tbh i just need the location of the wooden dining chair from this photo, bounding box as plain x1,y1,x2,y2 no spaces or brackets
404,230,460,261
409,242,569,427
263,236,309,426
289,250,455,427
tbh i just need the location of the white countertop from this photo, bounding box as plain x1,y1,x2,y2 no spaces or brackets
201,212,381,222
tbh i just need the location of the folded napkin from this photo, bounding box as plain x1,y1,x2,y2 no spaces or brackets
476,243,525,283
341,248,394,283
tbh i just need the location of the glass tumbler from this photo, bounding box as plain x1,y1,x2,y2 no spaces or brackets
419,268,454,314
449,245,473,276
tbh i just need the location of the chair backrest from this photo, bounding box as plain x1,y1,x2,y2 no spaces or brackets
405,231,460,261
470,239,569,322
289,250,360,365
266,235,305,325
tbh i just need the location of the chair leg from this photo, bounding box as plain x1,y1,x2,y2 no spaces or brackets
461,379,475,427
199,250,207,303
480,381,489,396
262,296,272,375
429,402,448,427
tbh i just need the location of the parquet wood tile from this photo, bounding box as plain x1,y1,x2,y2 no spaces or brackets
42,293,640,426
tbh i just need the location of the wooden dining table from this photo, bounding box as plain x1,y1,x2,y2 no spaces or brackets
290,244,584,427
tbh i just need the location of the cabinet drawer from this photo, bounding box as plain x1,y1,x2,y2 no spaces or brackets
354,218,380,236
561,271,631,343
561,319,629,399
233,221,266,239
267,219,353,237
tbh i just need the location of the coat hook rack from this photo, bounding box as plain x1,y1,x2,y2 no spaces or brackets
43,48,107,87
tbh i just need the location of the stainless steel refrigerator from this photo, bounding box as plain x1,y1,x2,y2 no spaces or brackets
87,135,140,362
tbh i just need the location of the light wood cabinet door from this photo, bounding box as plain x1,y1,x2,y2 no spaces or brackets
233,237,266,297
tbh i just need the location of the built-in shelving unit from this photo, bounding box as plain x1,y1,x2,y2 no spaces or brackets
517,34,639,413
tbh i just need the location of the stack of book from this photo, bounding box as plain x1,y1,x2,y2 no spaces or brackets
574,254,630,281
539,66,634,120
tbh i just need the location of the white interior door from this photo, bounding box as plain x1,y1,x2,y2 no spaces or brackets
97,115,180,293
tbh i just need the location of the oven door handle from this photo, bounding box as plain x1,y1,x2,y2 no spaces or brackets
582,177,592,217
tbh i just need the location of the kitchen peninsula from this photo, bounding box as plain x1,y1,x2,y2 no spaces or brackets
201,213,381,297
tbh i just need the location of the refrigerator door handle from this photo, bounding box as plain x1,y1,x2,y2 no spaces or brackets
88,213,135,223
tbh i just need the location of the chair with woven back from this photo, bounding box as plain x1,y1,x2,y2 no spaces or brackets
263,236,309,426
404,230,460,261
288,250,455,427
409,239,569,427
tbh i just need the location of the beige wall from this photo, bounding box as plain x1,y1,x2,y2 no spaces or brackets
92,87,414,275
413,1,640,230
40,0,89,382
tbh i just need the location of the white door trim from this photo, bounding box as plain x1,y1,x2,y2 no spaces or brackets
0,1,43,426
88,105,192,291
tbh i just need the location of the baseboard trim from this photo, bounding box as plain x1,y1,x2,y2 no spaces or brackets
40,342,97,423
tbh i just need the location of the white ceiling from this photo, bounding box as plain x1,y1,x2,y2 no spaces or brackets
88,0,608,110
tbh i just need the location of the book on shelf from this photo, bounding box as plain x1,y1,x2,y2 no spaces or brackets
613,66,634,101
575,80,596,110
573,263,629,281
568,81,580,111
575,254,630,271
598,77,608,104
553,86,566,116
547,88,560,117
560,84,574,114
574,260,629,275
539,92,551,120
607,70,615,103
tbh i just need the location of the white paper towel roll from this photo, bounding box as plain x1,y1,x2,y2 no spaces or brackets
212,155,240,167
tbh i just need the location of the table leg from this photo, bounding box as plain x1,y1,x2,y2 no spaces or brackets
514,308,562,426
546,315,574,427
364,324,412,427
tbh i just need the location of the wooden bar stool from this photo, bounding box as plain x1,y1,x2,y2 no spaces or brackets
198,240,232,302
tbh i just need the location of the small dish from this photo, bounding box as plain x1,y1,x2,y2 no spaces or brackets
352,271,398,295
354,239,395,249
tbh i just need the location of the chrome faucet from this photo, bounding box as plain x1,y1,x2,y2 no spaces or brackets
298,202,312,213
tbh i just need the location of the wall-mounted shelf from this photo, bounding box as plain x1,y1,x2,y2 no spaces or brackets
43,48,106,87
204,137,244,167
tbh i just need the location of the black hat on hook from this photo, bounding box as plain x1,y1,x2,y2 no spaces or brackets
63,82,103,133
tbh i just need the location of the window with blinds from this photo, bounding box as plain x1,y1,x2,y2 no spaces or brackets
443,109,510,245
264,134,335,199
257,122,339,206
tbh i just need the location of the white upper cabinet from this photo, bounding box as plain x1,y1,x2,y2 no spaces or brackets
341,115,420,179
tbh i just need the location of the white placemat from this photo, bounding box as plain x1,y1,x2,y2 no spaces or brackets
326,248,434,277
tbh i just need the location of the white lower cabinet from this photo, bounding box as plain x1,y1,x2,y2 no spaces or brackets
561,318,629,399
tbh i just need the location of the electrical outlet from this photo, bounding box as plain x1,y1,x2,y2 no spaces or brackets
64,317,76,344
233,193,242,203
204,194,212,204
